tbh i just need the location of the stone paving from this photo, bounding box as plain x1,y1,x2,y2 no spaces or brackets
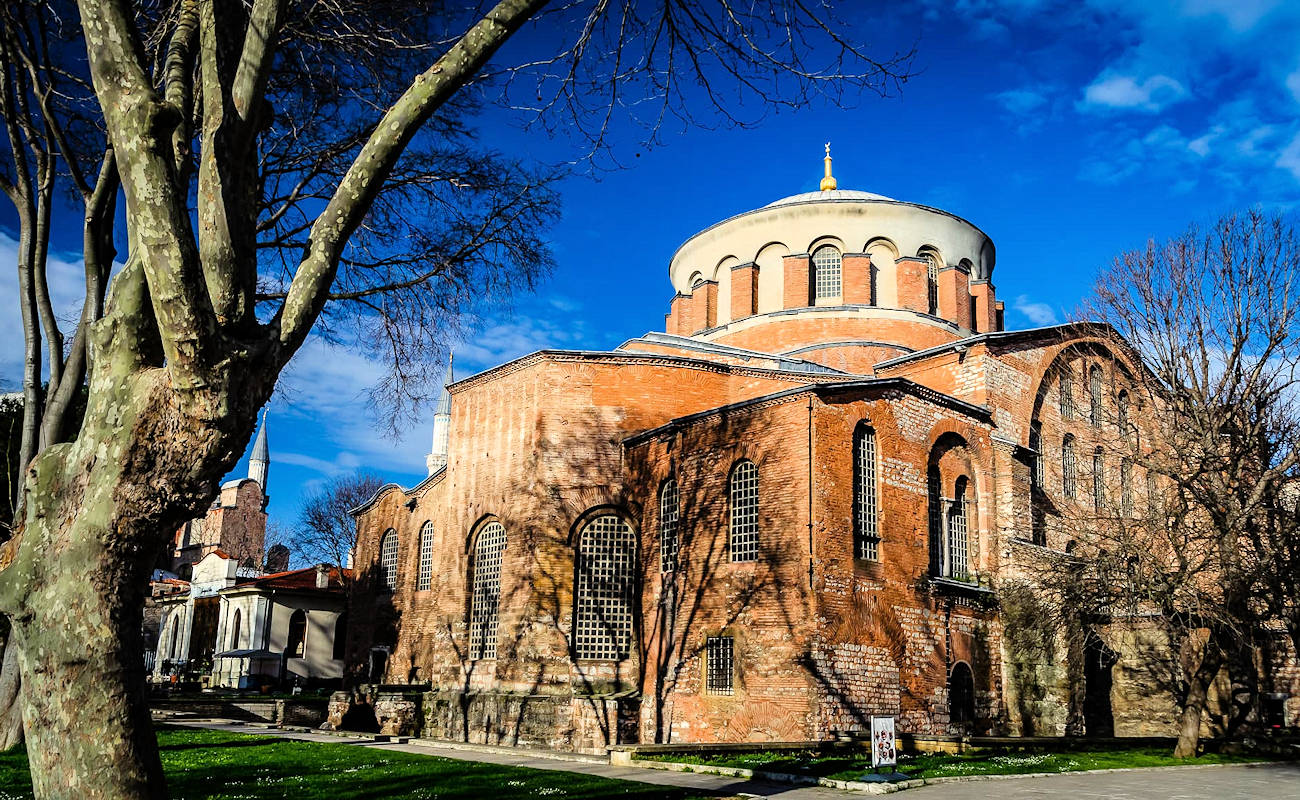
173,721,1300,799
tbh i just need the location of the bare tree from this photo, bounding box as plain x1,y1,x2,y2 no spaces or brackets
0,0,912,796
291,472,385,592
1030,211,1300,758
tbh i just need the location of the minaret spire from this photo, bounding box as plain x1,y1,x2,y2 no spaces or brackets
820,143,837,191
427,352,454,475
249,408,269,494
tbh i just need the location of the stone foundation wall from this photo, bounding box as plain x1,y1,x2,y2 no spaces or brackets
423,691,638,754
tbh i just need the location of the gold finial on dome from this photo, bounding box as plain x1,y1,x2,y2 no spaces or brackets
820,142,837,191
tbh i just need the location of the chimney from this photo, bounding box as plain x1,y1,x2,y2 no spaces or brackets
316,564,329,589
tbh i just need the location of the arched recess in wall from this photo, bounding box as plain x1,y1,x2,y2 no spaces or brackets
468,518,507,660
865,237,899,308
754,241,790,314
926,431,977,580
229,608,242,650
714,255,739,326
333,612,348,660
917,246,943,316
286,609,307,659
948,660,976,732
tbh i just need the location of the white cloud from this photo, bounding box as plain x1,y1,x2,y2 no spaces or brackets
1276,132,1300,180
1080,74,1189,113
1013,295,1059,325
994,88,1049,115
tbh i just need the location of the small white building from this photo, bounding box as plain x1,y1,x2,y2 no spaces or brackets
153,551,350,690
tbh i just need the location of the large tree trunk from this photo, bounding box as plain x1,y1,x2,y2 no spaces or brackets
0,626,23,751
1173,634,1223,758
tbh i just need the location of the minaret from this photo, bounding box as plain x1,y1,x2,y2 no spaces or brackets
249,410,269,490
820,142,838,191
426,353,453,475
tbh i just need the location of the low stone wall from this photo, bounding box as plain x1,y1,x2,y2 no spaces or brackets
423,691,639,754
151,698,328,727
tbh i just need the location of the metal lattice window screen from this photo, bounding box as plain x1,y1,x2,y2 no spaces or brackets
1120,458,1133,516
854,426,879,560
470,521,506,660
660,480,680,573
705,636,734,695
1060,371,1074,420
1062,437,1077,499
379,530,398,591
948,481,969,579
813,246,842,300
1029,423,1043,489
925,255,939,314
574,515,636,660
417,521,435,591
729,461,759,562
1093,449,1105,511
927,468,943,575
1118,390,1130,440
1089,366,1103,426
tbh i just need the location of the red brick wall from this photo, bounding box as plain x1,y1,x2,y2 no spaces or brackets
939,266,972,331
730,263,758,321
783,254,811,309
843,254,872,305
896,257,928,314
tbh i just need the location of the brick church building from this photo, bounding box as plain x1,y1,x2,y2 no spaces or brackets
345,152,1295,750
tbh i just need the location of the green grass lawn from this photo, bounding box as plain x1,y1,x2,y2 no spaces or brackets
637,745,1275,782
0,726,704,800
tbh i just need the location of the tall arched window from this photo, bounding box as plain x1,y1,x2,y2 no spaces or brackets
416,521,435,591
924,253,939,315
812,245,842,301
853,424,879,561
286,609,307,659
1060,370,1075,420
1029,421,1046,546
1089,365,1103,425
659,480,680,573
1062,435,1077,499
948,476,970,579
168,615,181,660
378,529,398,591
332,612,348,661
228,609,242,650
1092,448,1105,511
574,515,636,660
729,460,759,562
927,466,943,575
469,521,506,660
1029,421,1043,489
1117,390,1130,440
1120,458,1133,516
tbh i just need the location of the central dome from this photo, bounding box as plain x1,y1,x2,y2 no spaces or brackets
764,188,895,207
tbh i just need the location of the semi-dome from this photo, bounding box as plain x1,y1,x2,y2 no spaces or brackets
663,148,1003,375
764,188,896,207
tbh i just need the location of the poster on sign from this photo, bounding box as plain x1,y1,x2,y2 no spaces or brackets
870,716,897,768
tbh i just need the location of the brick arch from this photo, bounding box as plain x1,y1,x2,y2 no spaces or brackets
1028,337,1142,444
806,234,847,254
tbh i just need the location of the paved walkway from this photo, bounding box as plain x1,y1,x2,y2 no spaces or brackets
173,720,1300,799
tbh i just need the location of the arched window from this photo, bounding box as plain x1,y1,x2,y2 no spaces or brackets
812,245,842,301
1092,448,1105,511
1029,421,1043,489
927,466,943,575
416,521,435,591
659,480,680,573
1147,471,1160,520
168,614,181,660
1117,390,1130,440
1120,458,1133,516
948,477,970,579
728,460,759,562
332,612,348,661
921,252,939,315
469,521,506,660
378,529,398,591
573,515,636,660
286,609,307,659
1089,365,1103,426
1060,370,1075,420
853,424,880,561
1062,435,1077,499
228,609,242,650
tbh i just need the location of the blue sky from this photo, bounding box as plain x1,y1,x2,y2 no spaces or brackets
4,0,1300,546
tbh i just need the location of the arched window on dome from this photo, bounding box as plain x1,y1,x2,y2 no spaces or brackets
923,252,939,315
812,245,842,302
573,514,636,660
378,529,398,591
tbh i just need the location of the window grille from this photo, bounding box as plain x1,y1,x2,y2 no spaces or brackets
1062,436,1077,499
1117,390,1130,440
574,515,636,660
1089,365,1103,426
927,467,943,575
948,478,969,579
729,461,759,562
417,521,435,591
925,254,939,314
705,636,735,695
854,425,880,560
1147,471,1159,520
1060,370,1075,420
813,246,842,300
470,521,506,660
1120,458,1133,516
660,480,680,573
1029,422,1043,489
1093,448,1105,512
379,529,399,591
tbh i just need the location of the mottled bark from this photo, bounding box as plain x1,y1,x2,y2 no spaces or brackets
1173,634,1223,759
